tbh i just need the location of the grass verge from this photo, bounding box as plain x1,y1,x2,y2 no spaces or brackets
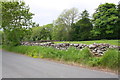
0,45,2,49
2,45,119,72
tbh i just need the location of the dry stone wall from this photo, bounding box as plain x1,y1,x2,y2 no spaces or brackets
21,41,120,56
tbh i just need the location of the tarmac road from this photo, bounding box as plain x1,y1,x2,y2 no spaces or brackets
2,50,118,78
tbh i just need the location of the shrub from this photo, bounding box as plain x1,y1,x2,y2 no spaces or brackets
100,49,119,70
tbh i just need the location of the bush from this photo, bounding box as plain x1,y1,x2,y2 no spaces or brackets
100,49,119,70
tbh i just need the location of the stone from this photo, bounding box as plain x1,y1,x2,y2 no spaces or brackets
73,44,79,47
20,41,120,56
97,50,103,54
89,44,96,49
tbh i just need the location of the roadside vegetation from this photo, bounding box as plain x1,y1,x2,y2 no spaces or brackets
0,45,2,49
3,45,119,71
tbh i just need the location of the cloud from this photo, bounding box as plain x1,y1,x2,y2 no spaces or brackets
24,0,119,25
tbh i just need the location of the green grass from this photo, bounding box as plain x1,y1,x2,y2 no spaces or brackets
0,45,2,49
54,40,119,46
100,49,119,70
3,45,119,70
3,45,92,63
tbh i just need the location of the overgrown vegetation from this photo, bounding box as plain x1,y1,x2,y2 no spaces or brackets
100,49,119,70
3,45,119,71
0,45,2,49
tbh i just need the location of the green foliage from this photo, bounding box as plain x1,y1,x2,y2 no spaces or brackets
1,0,33,46
72,18,93,40
80,10,89,19
69,10,93,41
76,48,92,63
0,31,3,45
3,45,92,63
92,3,119,39
0,45,1,49
52,8,79,40
100,49,119,70
31,24,53,41
26,3,119,41
88,57,101,67
1,1,120,45
52,25,68,40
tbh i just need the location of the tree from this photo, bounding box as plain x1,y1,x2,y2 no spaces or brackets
56,7,79,27
52,24,68,40
115,1,120,39
53,8,80,40
92,3,119,39
1,0,34,45
31,22,39,27
80,10,89,19
43,24,53,40
70,10,93,41
0,31,3,44
31,24,53,41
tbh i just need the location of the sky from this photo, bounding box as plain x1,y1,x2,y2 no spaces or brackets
24,0,119,26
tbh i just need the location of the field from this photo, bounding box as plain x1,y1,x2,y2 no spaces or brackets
54,40,119,46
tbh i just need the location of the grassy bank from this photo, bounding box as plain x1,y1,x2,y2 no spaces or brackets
0,45,2,49
3,45,119,71
54,40,119,46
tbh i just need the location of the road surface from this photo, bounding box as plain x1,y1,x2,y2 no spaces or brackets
2,50,118,78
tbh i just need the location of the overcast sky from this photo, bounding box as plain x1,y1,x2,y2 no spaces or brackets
24,0,119,26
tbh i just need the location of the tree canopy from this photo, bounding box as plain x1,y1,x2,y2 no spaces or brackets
53,8,80,40
1,0,34,45
92,3,119,39
70,10,93,41
31,24,53,41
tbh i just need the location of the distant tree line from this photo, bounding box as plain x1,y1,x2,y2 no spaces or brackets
0,0,120,46
31,3,120,41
